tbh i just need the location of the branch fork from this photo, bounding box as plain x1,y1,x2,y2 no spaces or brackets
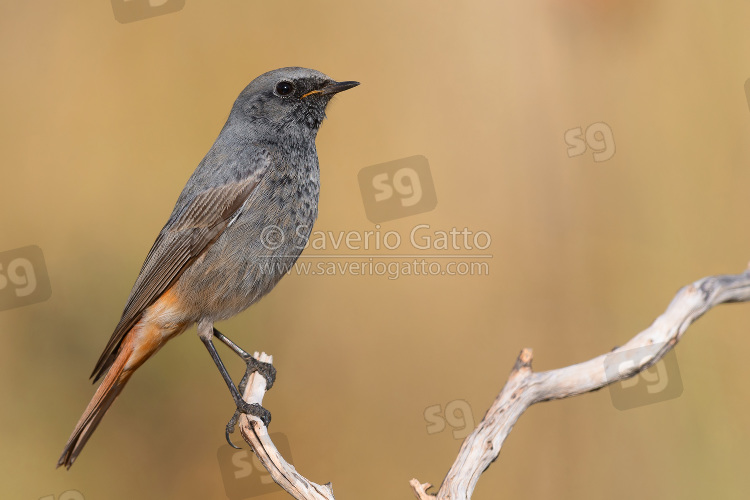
233,269,750,500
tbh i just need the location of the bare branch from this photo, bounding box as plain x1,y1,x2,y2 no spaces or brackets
231,270,750,500
237,352,335,500
412,269,750,500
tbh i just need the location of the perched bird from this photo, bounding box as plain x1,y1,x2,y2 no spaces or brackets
57,67,359,469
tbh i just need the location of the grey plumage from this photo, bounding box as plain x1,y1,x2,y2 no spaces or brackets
91,66,357,381
60,67,357,470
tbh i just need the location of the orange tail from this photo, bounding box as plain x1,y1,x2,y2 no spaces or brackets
57,338,136,469
58,286,189,469
57,317,177,469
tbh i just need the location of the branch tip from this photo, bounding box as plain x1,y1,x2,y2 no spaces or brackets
511,348,533,373
409,479,435,500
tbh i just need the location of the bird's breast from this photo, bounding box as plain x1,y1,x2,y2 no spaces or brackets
174,159,320,320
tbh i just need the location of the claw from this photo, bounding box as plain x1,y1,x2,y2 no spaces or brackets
226,429,242,449
226,410,242,448
226,433,241,449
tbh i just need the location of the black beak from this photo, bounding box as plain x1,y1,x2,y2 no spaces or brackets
320,80,360,96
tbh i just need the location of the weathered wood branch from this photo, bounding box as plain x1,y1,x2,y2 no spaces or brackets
237,352,335,500
235,269,750,500
413,268,750,500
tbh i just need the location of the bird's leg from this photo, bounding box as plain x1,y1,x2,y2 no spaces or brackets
212,328,277,446
197,323,273,449
213,328,276,391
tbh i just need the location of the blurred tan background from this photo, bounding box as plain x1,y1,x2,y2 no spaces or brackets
2,0,750,498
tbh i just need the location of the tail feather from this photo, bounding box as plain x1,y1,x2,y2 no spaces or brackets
58,298,187,469
57,342,134,469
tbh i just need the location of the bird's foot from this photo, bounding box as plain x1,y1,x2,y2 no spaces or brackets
225,402,272,448
224,357,275,448
239,355,276,392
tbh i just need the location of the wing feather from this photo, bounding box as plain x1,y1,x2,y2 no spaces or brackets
90,170,265,382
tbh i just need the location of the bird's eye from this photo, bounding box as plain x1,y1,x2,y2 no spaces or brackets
275,81,295,96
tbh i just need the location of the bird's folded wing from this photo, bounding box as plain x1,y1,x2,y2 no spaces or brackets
90,165,268,382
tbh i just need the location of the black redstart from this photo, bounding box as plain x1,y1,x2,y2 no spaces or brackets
57,67,359,469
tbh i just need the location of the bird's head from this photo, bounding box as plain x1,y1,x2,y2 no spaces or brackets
231,67,359,138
